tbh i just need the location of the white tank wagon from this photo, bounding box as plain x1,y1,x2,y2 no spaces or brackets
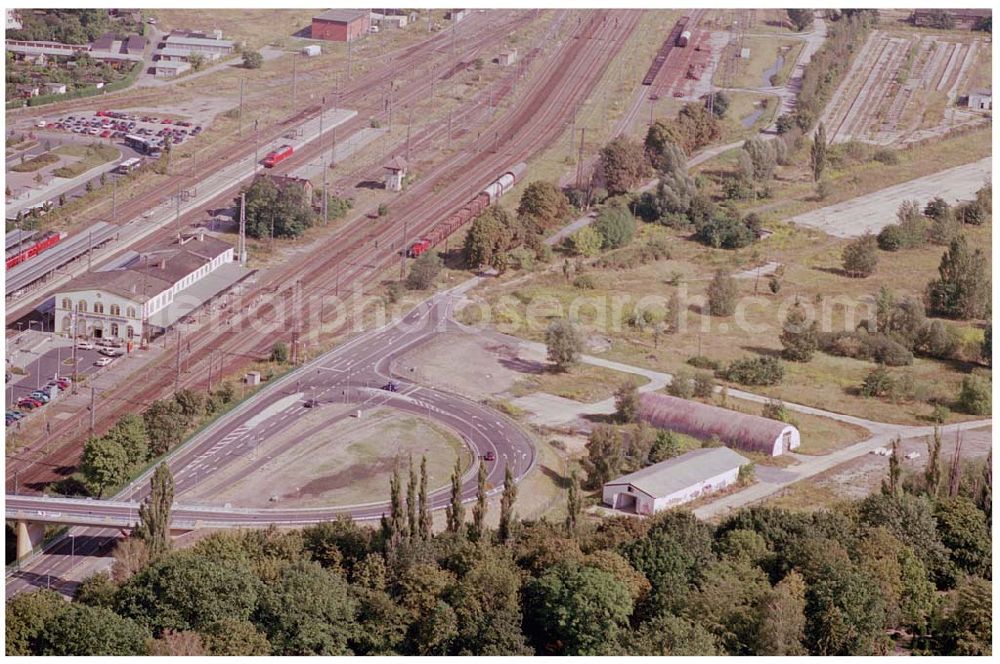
481,162,527,204
677,30,691,47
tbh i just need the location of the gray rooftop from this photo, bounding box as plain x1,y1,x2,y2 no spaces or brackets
147,262,255,329
313,9,369,23
604,447,750,498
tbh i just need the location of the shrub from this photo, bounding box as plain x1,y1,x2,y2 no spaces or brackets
956,201,986,226
567,226,603,257
860,365,894,397
668,369,695,398
762,399,791,422
692,371,715,398
270,342,289,363
593,205,636,249
957,374,991,415
877,224,905,251
842,233,879,277
696,214,755,249
405,250,442,290
687,356,721,371
707,270,738,317
930,403,951,424
872,148,899,165
573,274,597,290
242,50,263,69
722,356,784,386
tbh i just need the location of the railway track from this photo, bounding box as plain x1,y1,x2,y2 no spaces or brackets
7,10,641,492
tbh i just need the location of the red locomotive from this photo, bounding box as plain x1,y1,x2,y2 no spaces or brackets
6,231,64,270
263,145,294,168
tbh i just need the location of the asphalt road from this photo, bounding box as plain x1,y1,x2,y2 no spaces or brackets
5,282,536,597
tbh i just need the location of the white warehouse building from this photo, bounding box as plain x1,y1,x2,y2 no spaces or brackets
602,447,750,515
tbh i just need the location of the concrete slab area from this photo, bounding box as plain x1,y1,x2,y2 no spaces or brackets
786,157,991,238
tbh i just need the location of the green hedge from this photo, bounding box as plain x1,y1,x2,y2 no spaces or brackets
6,98,25,110
26,61,143,107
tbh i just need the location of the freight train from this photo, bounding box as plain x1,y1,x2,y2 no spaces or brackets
5,230,65,270
263,145,294,168
641,15,692,85
407,162,527,257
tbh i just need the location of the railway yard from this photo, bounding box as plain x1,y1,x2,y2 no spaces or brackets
3,7,994,628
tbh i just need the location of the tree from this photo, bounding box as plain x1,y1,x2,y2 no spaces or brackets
565,469,582,535
545,318,582,370
934,497,992,578
957,374,991,415
644,130,688,174
173,388,204,425
742,136,776,183
450,554,531,655
74,571,118,609
201,619,271,656
584,424,622,488
445,456,465,534
649,429,682,463
842,232,879,277
270,341,289,363
235,176,315,240
804,560,888,655
187,51,206,71
567,225,603,257
810,122,827,182
405,457,418,541
754,570,807,655
934,575,992,655
628,613,720,655
981,323,991,366
599,136,650,195
386,463,405,549
133,463,174,560
787,8,813,31
80,436,129,497
5,589,70,656
143,398,184,457
418,456,432,540
148,630,206,656
593,204,636,249
882,437,903,496
498,463,517,543
406,250,442,290
255,559,358,655
38,605,149,656
470,461,488,542
524,563,634,655
707,269,738,316
779,301,818,361
106,413,149,467
614,379,640,423
707,90,730,119
926,235,990,319
464,205,518,270
242,49,263,69
517,181,571,230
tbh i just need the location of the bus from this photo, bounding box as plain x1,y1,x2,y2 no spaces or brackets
123,134,162,159
115,157,142,174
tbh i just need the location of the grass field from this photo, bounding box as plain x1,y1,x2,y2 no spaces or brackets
722,395,870,454
52,143,120,178
718,36,803,89
508,362,650,403
10,152,59,172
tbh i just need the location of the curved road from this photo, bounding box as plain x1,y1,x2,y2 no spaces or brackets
6,281,535,597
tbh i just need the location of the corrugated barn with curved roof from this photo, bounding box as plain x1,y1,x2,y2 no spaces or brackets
638,392,800,456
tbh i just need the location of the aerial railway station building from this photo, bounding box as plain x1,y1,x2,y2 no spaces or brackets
53,233,249,343
311,9,370,42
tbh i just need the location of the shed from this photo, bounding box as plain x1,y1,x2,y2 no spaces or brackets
383,155,408,192
311,9,370,42
43,82,67,95
301,44,321,57
603,447,750,514
968,89,992,111
499,48,518,66
447,9,468,23
638,392,800,456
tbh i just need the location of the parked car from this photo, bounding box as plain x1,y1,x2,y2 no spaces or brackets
17,397,42,409
381,381,399,392
7,410,24,420
483,450,496,462
304,398,320,408
99,347,124,357
30,391,51,403
94,357,114,367
76,340,95,350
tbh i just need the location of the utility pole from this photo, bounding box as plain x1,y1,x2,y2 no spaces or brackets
347,38,353,78
575,127,586,191
70,313,78,393
239,192,246,265
89,387,96,434
319,95,325,145
330,122,337,166
399,219,408,279
238,78,245,136
292,55,297,107
174,181,182,239
405,107,412,161
87,228,93,270
174,329,182,392
322,163,328,225
112,177,117,222
253,120,260,172
447,108,452,145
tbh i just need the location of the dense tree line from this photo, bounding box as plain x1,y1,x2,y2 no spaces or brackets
8,446,991,656
8,9,141,45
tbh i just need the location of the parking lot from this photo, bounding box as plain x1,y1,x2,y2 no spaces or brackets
5,337,132,427
38,109,203,151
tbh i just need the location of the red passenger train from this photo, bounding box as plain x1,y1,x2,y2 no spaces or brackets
5,231,64,270
263,145,294,168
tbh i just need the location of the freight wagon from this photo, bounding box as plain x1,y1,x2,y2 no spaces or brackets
5,230,65,270
407,162,527,257
677,30,691,47
263,145,294,168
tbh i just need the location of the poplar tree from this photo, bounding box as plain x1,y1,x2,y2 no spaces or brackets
134,463,174,560
471,462,488,542
406,456,418,541
566,469,582,536
388,463,406,549
445,456,465,534
418,456,432,540
498,463,517,543
882,437,902,497
810,122,826,182
925,428,942,497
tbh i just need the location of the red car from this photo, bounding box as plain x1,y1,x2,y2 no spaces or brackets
17,397,42,410
482,451,496,462
100,130,111,138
